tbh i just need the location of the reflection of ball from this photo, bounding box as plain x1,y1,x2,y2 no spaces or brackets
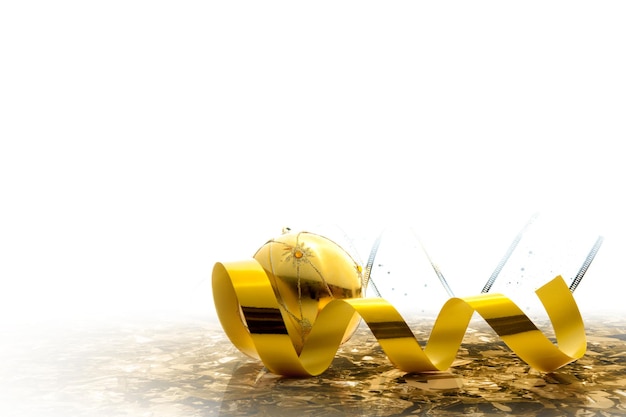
253,231,363,353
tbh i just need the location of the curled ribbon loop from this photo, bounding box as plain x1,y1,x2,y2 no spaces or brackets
213,260,586,377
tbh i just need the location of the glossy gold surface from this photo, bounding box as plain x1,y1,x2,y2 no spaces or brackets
252,231,363,353
214,254,586,376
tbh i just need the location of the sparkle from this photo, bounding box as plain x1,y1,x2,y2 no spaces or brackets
300,318,312,333
283,242,313,266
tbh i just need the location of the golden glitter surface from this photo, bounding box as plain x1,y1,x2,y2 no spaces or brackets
2,316,624,417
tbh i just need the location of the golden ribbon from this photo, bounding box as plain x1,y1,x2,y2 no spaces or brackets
213,259,586,377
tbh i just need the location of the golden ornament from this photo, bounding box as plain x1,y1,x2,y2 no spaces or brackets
253,231,363,353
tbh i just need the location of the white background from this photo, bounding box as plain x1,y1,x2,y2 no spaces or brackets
2,1,625,324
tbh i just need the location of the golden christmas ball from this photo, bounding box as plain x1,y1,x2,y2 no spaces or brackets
253,231,363,353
